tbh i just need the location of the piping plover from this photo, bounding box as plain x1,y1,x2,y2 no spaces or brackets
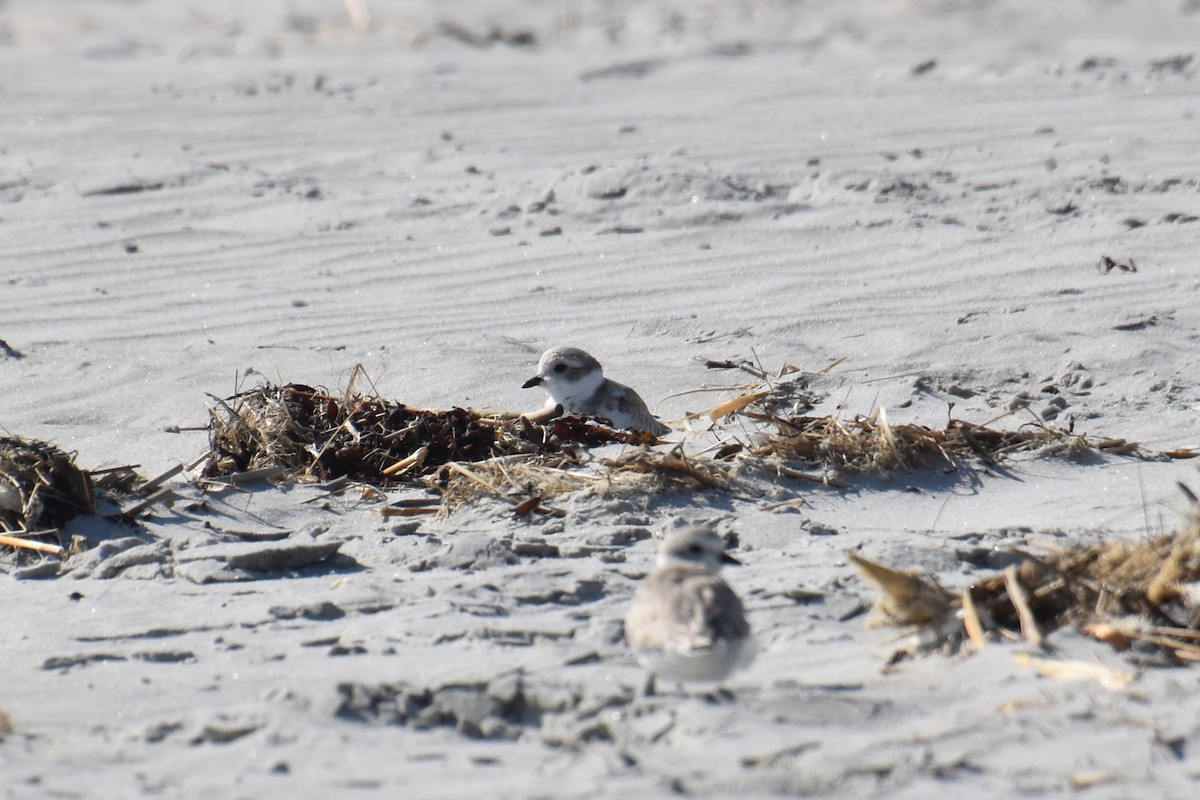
522,346,670,436
624,524,755,690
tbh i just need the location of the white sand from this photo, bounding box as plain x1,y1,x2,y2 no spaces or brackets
4,1,1200,796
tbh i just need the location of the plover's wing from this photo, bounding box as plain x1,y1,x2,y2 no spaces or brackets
683,572,751,651
627,565,749,655
603,380,671,436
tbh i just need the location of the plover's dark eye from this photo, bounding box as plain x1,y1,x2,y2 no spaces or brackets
553,363,567,373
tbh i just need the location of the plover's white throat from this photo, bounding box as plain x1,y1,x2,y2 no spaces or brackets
522,346,670,436
624,524,755,688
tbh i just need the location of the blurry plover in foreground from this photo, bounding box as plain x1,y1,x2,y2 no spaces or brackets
522,346,670,436
624,524,755,694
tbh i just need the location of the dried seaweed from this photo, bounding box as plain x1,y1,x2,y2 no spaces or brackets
0,437,96,561
202,382,649,487
0,437,94,533
203,383,500,482
851,491,1200,665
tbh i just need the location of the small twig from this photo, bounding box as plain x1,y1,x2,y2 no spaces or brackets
372,506,438,517
120,487,174,518
1004,565,1044,647
382,445,429,477
961,588,986,649
862,370,925,384
201,466,289,488
816,357,848,375
749,346,773,391
708,391,769,422
141,463,184,493
88,464,141,476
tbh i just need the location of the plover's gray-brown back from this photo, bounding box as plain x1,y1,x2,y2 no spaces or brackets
624,524,755,690
522,346,670,437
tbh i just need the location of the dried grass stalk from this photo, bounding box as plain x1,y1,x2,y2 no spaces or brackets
435,444,731,515
1004,565,1045,647
1012,653,1134,691
961,587,987,649
750,412,958,475
708,390,769,422
0,532,64,555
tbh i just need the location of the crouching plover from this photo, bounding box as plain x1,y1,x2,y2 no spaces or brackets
624,524,755,693
522,346,670,436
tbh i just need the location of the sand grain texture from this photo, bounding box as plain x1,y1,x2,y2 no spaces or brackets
4,1,1200,797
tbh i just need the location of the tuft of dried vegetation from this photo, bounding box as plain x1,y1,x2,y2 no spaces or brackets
850,486,1200,665
0,437,94,530
745,406,1140,476
0,435,171,566
690,354,1160,483
433,444,733,515
687,349,1180,482
0,437,94,558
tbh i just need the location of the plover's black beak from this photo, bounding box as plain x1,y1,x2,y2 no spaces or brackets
720,552,742,566
522,375,543,389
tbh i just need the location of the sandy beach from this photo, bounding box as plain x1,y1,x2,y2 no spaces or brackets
4,1,1200,797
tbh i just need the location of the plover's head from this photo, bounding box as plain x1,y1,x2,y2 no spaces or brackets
657,525,741,570
522,346,606,408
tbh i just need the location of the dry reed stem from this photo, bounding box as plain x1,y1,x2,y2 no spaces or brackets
708,391,770,422
119,487,174,518
372,506,439,517
140,464,184,493
1004,565,1044,647
0,533,63,555
961,588,986,649
383,445,429,477
1012,653,1133,691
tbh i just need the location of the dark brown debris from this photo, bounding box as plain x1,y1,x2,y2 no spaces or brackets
0,437,94,534
201,383,652,487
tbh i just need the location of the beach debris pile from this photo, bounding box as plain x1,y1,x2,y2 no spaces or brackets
694,355,1155,482
0,435,173,569
201,381,650,487
0,436,94,558
850,488,1200,666
753,410,1140,475
199,357,1175,517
